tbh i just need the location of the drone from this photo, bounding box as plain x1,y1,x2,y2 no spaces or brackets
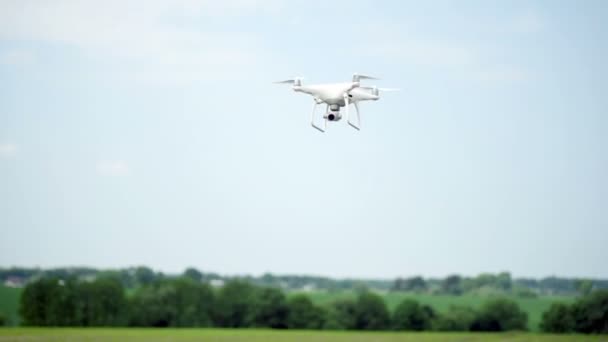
274,73,398,132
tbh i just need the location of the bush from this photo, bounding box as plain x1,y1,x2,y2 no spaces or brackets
392,299,434,331
540,302,574,333
251,287,289,328
470,298,527,331
213,280,257,328
571,290,608,334
323,299,357,330
434,305,476,331
287,295,326,329
354,292,391,330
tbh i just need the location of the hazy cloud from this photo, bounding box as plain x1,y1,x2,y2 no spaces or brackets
0,49,36,65
0,1,278,84
511,10,545,34
96,160,130,177
0,143,18,158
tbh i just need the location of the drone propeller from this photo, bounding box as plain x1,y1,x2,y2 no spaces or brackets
352,73,379,82
273,77,303,86
359,86,400,96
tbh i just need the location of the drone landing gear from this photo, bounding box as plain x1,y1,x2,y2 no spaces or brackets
310,101,327,132
349,102,361,131
343,93,361,131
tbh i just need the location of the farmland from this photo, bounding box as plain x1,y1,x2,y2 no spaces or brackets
0,328,605,342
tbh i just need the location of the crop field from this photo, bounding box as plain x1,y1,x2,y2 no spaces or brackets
293,291,573,331
0,329,606,342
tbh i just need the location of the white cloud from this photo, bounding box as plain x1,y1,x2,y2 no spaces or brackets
0,1,280,84
0,143,18,158
97,160,130,177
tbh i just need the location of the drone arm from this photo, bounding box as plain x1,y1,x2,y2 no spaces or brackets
310,101,325,132
349,102,361,130
343,93,350,123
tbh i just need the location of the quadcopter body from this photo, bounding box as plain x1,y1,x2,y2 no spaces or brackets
275,73,397,132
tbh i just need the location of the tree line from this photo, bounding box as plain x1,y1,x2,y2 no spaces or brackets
15,275,607,333
3,266,607,296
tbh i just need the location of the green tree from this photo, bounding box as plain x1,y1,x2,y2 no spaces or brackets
354,292,391,330
571,289,608,333
0,312,6,326
286,295,325,329
134,266,156,286
392,299,434,331
129,278,214,327
172,278,215,326
79,278,127,326
251,287,289,328
434,305,476,331
574,279,594,297
540,302,574,333
128,283,175,327
441,275,463,295
183,268,203,283
213,280,257,327
324,299,357,330
470,298,527,331
19,278,60,326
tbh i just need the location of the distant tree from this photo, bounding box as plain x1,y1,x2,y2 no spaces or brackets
392,299,434,331
441,275,463,295
571,289,608,334
251,287,289,329
434,305,476,331
354,292,391,330
496,272,512,291
574,279,594,297
213,280,257,328
405,276,428,292
390,278,405,292
0,312,6,326
286,295,325,329
324,299,357,330
540,302,574,333
470,298,527,331
183,268,203,283
134,266,156,286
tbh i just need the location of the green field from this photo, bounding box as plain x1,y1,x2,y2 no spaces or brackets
0,328,605,342
294,291,573,331
0,286,21,326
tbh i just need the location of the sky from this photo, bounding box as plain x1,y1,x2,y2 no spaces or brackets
0,0,607,279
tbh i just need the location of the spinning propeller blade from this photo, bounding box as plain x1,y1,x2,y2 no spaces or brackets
353,73,379,82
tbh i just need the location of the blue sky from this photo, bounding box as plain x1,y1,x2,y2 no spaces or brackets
1,0,606,279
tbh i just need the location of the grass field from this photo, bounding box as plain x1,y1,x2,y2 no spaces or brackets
0,328,606,342
295,291,573,331
0,286,21,326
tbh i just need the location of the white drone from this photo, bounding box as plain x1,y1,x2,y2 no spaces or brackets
275,73,398,132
